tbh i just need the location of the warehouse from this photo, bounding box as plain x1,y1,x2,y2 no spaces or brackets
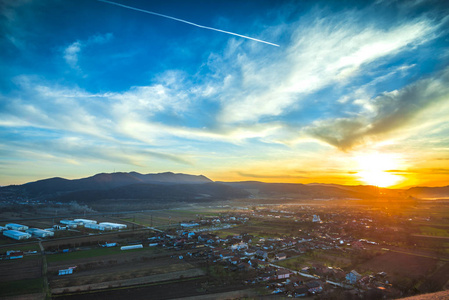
3,230,32,240
121,244,143,250
0,226,6,232
60,220,80,228
26,228,54,238
5,223,29,231
99,222,127,230
85,223,112,231
74,219,97,225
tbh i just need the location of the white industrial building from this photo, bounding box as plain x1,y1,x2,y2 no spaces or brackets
99,222,127,230
26,228,54,238
74,219,97,225
121,244,143,250
6,223,29,231
180,222,199,228
3,230,32,240
60,220,80,228
85,223,112,231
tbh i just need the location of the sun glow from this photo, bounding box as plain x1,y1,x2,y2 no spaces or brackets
354,152,404,187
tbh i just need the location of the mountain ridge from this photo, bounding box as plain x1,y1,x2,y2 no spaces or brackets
1,172,448,206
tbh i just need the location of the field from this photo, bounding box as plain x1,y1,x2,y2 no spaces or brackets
277,250,353,270
0,256,44,298
118,207,225,229
419,226,449,237
358,251,438,279
0,278,44,298
53,277,258,300
45,244,205,295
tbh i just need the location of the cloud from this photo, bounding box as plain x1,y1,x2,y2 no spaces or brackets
64,41,81,69
216,10,437,124
306,67,449,150
63,33,113,69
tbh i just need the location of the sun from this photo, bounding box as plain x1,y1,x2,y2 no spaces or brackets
353,152,404,187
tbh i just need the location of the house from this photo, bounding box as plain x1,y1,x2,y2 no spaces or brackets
230,256,240,265
294,286,309,297
276,268,292,280
259,272,274,281
275,252,287,260
256,250,268,260
231,241,248,251
305,280,323,293
244,249,257,256
346,270,362,284
6,251,24,259
242,235,253,243
238,262,251,270
219,250,233,260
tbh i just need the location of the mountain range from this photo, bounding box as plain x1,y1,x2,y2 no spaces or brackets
1,172,448,210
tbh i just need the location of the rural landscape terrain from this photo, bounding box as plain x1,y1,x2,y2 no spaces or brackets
1,172,449,299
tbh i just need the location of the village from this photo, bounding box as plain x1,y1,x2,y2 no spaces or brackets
1,199,448,299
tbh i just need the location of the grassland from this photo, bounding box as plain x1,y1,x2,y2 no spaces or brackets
0,277,44,297
420,226,449,237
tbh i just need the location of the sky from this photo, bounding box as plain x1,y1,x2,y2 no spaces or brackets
1,0,449,188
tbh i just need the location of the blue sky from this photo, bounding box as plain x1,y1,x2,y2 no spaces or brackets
1,0,449,187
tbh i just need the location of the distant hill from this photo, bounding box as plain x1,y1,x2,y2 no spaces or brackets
406,185,449,199
54,182,249,204
11,172,212,198
1,172,448,210
221,181,376,199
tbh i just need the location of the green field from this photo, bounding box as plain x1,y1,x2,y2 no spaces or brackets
0,242,41,252
420,226,449,237
0,278,44,297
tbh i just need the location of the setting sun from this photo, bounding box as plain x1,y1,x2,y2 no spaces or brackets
354,153,404,187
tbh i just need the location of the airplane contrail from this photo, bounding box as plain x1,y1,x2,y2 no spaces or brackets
97,0,280,47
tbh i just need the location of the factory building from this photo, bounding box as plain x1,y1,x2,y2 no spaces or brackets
99,222,127,230
84,223,112,231
0,226,6,232
121,244,143,250
5,223,29,231
74,219,97,225
60,220,80,228
3,230,32,240
26,228,55,238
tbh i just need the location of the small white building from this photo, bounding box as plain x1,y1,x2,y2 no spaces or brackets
6,223,29,231
26,228,55,238
99,222,127,230
58,266,76,276
3,230,31,240
74,219,97,225
312,215,321,223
